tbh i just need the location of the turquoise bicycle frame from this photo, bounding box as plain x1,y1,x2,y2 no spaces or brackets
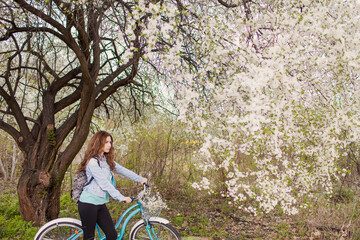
71,201,159,240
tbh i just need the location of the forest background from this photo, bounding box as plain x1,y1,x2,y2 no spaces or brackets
1,114,360,239
1,0,360,239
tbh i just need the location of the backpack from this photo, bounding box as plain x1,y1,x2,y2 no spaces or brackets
71,157,100,203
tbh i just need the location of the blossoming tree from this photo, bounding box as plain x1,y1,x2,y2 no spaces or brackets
166,0,360,215
0,0,359,224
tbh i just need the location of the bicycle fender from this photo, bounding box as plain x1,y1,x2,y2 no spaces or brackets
130,217,170,232
34,217,82,240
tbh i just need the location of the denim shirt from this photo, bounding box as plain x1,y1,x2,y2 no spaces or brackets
82,156,142,202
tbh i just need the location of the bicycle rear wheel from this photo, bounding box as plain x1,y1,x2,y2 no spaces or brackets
129,220,181,240
34,218,83,240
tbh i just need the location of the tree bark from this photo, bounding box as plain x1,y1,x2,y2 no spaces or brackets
10,142,18,181
16,120,94,225
0,157,7,181
17,169,57,225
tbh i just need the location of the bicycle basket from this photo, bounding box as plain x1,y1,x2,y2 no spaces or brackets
137,187,167,220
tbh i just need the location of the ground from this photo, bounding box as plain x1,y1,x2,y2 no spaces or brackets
0,180,356,239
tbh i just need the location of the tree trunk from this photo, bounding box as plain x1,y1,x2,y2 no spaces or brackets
16,143,74,226
0,156,7,181
17,169,61,226
10,142,18,181
16,89,95,225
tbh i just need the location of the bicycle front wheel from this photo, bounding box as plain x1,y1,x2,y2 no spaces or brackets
34,218,83,240
129,220,181,240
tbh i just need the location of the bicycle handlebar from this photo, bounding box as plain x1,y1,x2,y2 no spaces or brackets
126,183,150,203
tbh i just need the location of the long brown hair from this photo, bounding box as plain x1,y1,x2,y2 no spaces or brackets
77,131,116,173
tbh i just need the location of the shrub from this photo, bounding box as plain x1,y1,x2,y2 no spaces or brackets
0,191,38,239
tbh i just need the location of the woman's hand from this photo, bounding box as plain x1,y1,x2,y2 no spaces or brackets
141,178,148,185
122,197,132,203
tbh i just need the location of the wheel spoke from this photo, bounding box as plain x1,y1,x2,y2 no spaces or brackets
156,224,164,238
35,221,82,240
130,221,181,240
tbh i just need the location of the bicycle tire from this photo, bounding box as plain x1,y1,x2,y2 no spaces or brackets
129,220,181,240
34,218,83,240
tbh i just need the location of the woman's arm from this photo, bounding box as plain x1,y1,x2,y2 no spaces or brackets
87,158,125,201
114,162,144,182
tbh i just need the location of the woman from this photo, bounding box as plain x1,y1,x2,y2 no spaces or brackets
76,131,147,240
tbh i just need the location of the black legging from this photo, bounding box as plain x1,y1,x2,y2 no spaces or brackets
78,202,117,240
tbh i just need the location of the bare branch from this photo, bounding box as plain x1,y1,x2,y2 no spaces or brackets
14,0,68,37
217,0,239,8
0,26,67,43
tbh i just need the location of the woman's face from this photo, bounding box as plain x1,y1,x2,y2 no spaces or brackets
102,136,112,154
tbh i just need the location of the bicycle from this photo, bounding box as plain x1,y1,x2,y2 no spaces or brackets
34,184,181,240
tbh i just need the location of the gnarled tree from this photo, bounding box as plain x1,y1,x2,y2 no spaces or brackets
0,0,200,225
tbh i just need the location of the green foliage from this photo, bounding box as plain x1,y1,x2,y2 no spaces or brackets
172,215,185,226
353,227,360,240
332,186,356,204
46,128,56,147
0,193,20,217
59,194,79,218
275,223,292,239
0,215,37,239
0,192,38,239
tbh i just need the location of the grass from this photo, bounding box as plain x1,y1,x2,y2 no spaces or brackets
1,180,360,239
0,190,39,239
